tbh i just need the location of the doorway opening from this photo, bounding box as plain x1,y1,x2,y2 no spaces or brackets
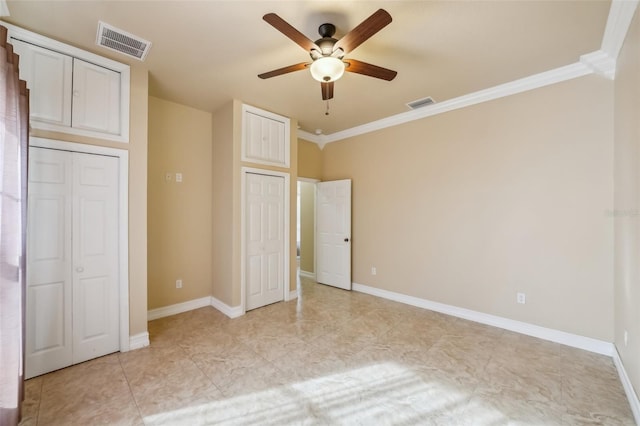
297,179,318,283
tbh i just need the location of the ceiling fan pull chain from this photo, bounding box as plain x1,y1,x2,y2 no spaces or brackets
325,100,330,116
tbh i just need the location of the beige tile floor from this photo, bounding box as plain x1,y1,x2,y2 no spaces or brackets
20,277,635,425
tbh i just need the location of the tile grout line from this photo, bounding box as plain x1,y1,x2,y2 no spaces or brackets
34,374,44,426
117,352,145,425
185,342,225,397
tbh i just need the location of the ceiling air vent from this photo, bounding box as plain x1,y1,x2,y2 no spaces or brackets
406,96,435,110
96,21,151,61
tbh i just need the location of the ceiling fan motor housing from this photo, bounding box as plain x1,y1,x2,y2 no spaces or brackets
313,23,340,58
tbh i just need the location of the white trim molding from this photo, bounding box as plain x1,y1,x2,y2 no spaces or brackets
352,283,613,356
147,296,244,321
299,270,316,280
602,0,640,60
580,50,617,80
289,290,298,300
210,296,244,319
298,0,640,147
583,0,640,80
147,296,212,321
128,332,150,351
613,348,640,424
300,63,593,147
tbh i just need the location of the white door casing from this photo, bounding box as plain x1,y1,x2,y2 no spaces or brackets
316,179,352,290
26,145,122,378
245,172,285,311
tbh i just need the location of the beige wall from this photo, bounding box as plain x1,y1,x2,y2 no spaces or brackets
322,75,614,341
32,64,149,337
614,6,640,398
298,138,323,180
299,181,315,274
147,97,213,310
212,101,299,306
212,100,240,306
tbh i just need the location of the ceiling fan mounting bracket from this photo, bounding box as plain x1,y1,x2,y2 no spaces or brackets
318,23,336,38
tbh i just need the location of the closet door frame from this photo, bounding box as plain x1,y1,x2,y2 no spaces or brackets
240,166,291,315
30,136,130,352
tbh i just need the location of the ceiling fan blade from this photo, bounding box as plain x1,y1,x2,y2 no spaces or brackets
321,81,334,100
258,62,309,79
344,59,397,81
333,9,392,55
263,13,321,53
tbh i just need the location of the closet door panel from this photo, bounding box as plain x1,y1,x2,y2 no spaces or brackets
12,39,73,127
72,59,121,135
26,147,120,377
26,148,73,379
72,152,119,364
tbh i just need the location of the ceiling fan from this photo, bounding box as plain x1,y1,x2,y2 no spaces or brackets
258,9,397,102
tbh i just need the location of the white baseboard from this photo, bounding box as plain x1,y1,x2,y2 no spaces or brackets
352,282,613,356
613,347,640,424
210,296,243,319
147,296,212,321
128,332,149,350
299,270,316,280
289,290,298,300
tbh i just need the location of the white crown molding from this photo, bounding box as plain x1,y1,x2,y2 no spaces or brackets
147,296,212,321
580,50,617,79
602,0,640,60
312,62,592,146
298,130,326,148
613,347,640,424
128,332,150,351
296,0,639,148
352,282,613,356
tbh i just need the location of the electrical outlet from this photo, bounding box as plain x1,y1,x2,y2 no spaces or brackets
516,292,526,304
176,279,182,289
371,267,377,275
176,173,183,183
624,330,628,346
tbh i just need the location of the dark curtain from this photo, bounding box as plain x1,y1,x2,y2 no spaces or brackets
0,25,29,426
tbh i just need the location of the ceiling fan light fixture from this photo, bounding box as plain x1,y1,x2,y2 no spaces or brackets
310,56,345,82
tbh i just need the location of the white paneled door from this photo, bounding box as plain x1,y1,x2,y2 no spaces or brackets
245,172,285,311
316,179,352,290
26,147,119,378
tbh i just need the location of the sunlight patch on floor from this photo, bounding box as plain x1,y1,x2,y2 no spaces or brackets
142,362,506,425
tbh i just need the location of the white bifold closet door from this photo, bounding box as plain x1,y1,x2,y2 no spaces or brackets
26,147,119,379
245,172,285,311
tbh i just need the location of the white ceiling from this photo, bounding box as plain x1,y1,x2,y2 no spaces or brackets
3,1,611,135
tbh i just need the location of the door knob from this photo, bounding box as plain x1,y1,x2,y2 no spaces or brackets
344,238,349,242
75,266,84,273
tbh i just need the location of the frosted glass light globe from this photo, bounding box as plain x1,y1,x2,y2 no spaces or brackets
310,57,345,82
